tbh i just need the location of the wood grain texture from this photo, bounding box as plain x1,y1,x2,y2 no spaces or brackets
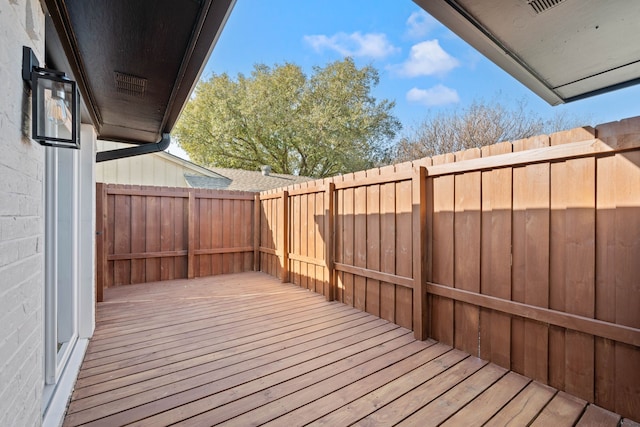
550,157,596,401
512,136,550,382
530,391,586,426
430,154,455,346
480,142,512,368
354,177,368,311
576,405,622,427
395,179,413,330
96,183,107,301
99,185,257,287
72,270,634,425
454,148,481,356
342,187,355,306
366,180,381,317
412,167,428,340
380,180,396,324
606,150,640,419
441,371,529,427
335,182,344,302
484,381,555,427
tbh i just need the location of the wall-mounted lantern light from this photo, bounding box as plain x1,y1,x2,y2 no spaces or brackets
22,46,80,149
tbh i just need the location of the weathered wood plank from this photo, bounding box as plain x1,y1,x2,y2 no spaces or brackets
197,197,212,277
335,184,344,302
484,381,556,426
442,371,529,427
343,187,355,306
113,194,131,285
479,142,512,368
395,179,413,330
66,271,633,427
310,347,465,427
222,198,234,275
129,195,146,284
576,404,621,427
398,363,507,426
429,156,455,345
530,391,586,426
550,156,596,401
512,135,550,381
380,180,396,323
354,174,368,311
355,356,487,426
160,196,175,280
454,148,481,356
366,180,381,317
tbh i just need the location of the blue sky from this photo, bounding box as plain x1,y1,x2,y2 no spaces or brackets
169,0,640,158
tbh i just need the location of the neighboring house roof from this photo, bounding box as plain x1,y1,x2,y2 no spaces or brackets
185,167,313,192
97,140,313,190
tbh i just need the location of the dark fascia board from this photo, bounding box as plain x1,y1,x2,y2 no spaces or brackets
413,0,564,106
43,0,103,130
162,0,237,133
42,0,236,143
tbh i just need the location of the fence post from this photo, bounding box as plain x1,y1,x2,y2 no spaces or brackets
95,183,107,303
412,166,428,340
325,182,335,301
187,189,195,279
254,193,261,272
281,190,289,283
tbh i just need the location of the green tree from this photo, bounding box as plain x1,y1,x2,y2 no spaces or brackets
175,58,401,177
393,97,589,162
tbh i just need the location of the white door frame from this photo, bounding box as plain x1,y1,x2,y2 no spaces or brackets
43,146,80,385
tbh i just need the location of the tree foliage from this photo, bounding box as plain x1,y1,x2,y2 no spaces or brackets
392,98,589,162
175,58,401,178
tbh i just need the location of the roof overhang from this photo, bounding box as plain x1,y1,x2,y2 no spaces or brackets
43,0,236,144
414,0,640,105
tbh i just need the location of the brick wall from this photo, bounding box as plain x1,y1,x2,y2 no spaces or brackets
0,1,46,425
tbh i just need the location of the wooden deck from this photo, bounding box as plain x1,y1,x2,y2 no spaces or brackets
64,272,636,426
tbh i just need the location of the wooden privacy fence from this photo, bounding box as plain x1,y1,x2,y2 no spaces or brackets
258,117,640,421
95,184,257,301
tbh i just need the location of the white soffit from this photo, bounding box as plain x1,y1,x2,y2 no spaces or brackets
414,0,640,105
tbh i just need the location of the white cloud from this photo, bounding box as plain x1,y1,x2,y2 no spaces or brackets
394,40,459,77
407,85,460,106
304,32,400,59
406,11,439,39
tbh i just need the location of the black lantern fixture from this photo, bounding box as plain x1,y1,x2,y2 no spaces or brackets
22,46,80,149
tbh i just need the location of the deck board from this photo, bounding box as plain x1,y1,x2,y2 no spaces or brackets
64,272,632,426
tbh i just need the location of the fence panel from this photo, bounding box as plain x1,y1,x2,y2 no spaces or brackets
258,192,283,279
97,185,256,294
256,116,640,421
287,186,327,296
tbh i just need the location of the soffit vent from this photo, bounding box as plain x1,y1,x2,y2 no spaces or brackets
527,0,566,14
114,71,147,97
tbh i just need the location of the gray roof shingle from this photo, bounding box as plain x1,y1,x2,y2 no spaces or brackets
184,167,313,192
